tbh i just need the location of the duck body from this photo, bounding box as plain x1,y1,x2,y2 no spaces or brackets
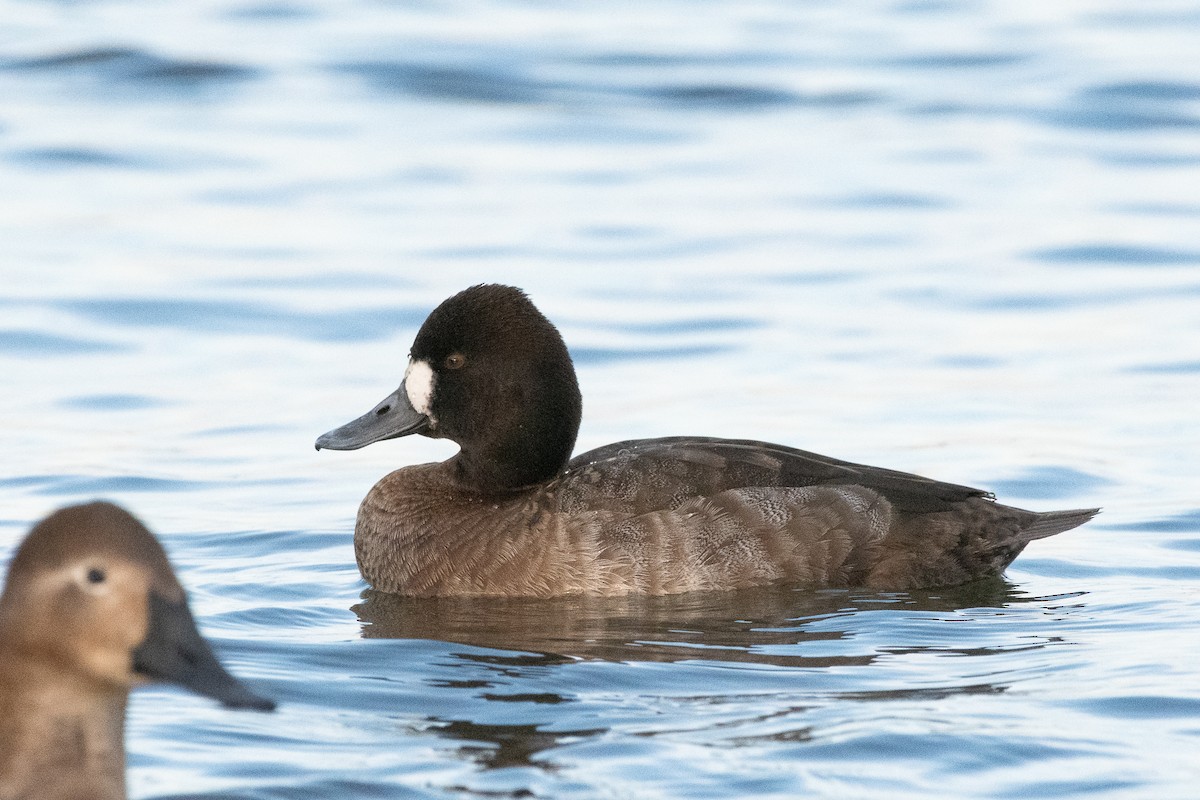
318,284,1098,598
354,437,1094,597
0,502,273,800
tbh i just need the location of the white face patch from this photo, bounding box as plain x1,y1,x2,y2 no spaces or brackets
404,358,436,419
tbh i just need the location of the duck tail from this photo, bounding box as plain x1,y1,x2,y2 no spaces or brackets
1021,507,1100,542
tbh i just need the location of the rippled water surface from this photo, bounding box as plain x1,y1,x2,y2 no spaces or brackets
3,1,1200,797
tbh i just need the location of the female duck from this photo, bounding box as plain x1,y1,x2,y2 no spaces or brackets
0,502,273,800
316,284,1097,597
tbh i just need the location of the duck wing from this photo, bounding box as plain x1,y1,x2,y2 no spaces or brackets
563,436,989,514
557,436,1095,592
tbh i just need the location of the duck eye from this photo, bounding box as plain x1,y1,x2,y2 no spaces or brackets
86,567,107,584
444,353,467,370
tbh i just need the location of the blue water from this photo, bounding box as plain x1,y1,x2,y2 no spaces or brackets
2,1,1200,797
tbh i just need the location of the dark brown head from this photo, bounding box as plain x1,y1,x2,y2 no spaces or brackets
316,285,583,492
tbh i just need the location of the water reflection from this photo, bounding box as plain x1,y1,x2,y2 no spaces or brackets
355,579,1082,793
355,578,1049,667
427,719,603,772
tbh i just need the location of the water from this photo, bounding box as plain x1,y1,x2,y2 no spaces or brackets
2,0,1199,797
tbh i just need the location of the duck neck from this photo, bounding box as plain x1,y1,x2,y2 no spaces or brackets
452,431,574,493
451,403,580,493
0,650,128,796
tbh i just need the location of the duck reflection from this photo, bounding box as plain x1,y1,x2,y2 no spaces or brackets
425,719,603,771
363,580,1084,778
355,577,1052,667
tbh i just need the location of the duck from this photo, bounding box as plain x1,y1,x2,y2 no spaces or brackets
0,501,273,800
316,283,1098,598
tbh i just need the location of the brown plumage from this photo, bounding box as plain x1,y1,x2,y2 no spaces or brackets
0,502,273,800
317,284,1098,598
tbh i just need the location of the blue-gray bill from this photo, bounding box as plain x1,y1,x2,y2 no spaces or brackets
315,381,429,451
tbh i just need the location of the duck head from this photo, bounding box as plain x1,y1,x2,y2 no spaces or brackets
0,501,273,710
316,284,583,492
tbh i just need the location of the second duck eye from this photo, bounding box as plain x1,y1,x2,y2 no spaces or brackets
444,353,467,370
86,567,107,584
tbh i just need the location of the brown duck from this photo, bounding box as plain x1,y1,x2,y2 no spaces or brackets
316,284,1097,597
0,502,273,800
